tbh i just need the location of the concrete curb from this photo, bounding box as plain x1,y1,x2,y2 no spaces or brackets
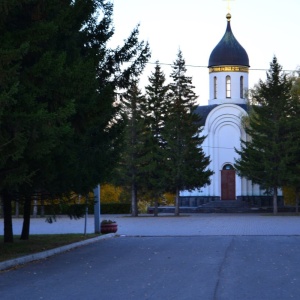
0,233,116,271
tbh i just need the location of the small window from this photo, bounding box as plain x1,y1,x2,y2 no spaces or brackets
226,75,231,98
240,76,244,98
214,76,217,99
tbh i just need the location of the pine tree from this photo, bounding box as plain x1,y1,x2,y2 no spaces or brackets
118,80,146,216
0,0,150,241
235,56,294,214
0,32,28,242
140,62,170,216
53,1,150,197
284,72,300,212
164,50,213,216
0,1,75,241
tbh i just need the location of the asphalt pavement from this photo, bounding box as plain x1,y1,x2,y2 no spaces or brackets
1,213,300,300
3,213,300,236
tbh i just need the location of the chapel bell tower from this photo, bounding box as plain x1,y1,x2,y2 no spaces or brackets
208,13,250,105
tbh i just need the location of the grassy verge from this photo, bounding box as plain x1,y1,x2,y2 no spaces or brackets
0,234,99,263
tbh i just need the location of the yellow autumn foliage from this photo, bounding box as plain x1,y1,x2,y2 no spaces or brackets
137,192,175,213
283,186,296,206
163,192,176,205
100,183,123,203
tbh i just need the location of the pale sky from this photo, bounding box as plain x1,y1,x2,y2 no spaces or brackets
110,0,300,105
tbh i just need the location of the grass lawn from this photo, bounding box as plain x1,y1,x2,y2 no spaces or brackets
0,234,99,263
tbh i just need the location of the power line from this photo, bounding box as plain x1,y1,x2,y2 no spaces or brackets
203,145,237,150
146,61,299,73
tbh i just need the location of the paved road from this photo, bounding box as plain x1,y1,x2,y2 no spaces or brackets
1,214,300,299
3,213,300,236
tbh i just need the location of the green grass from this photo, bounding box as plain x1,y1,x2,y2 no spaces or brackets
0,234,99,263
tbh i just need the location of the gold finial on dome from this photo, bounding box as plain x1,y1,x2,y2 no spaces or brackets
223,0,234,13
226,12,231,21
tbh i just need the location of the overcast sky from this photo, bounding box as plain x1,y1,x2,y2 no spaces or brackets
110,0,300,105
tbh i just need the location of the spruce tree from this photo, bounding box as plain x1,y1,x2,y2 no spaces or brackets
284,72,300,212
140,62,170,216
164,50,213,216
0,31,28,242
53,1,150,197
235,56,294,214
0,0,150,241
0,1,75,241
118,80,146,216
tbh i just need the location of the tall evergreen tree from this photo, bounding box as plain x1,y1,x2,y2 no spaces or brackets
140,62,170,216
118,81,146,216
0,0,75,242
284,71,300,212
0,0,150,241
235,56,294,214
0,43,27,242
164,50,213,216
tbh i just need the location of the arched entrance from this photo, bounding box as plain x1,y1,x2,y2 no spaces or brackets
221,164,236,200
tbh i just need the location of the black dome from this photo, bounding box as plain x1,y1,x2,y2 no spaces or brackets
208,14,249,67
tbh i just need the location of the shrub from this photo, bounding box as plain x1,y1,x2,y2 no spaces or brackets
100,203,131,214
138,200,150,214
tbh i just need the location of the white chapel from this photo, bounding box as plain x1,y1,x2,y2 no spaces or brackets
181,13,263,202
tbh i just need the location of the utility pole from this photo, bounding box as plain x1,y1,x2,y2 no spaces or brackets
94,185,101,233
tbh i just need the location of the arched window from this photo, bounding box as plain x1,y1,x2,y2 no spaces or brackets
226,75,231,98
240,76,244,98
223,164,234,170
214,76,217,99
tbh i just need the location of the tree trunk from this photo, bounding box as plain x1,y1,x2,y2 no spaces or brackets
131,183,138,217
20,197,32,240
0,196,3,218
15,199,19,218
296,190,299,214
33,195,38,217
84,194,88,236
174,187,180,216
40,197,45,217
153,195,159,217
2,191,14,243
273,187,278,215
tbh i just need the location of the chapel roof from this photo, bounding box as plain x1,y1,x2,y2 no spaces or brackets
208,13,249,67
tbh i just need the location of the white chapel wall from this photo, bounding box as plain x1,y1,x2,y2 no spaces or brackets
209,71,249,105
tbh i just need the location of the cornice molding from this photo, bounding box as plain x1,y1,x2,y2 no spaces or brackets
209,65,249,73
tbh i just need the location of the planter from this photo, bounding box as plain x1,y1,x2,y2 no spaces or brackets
101,223,118,234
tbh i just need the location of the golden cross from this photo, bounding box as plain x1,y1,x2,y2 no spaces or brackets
223,0,235,12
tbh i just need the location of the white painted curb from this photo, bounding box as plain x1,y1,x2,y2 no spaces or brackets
0,233,116,271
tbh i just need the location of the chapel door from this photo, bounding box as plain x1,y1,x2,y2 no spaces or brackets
221,164,236,200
